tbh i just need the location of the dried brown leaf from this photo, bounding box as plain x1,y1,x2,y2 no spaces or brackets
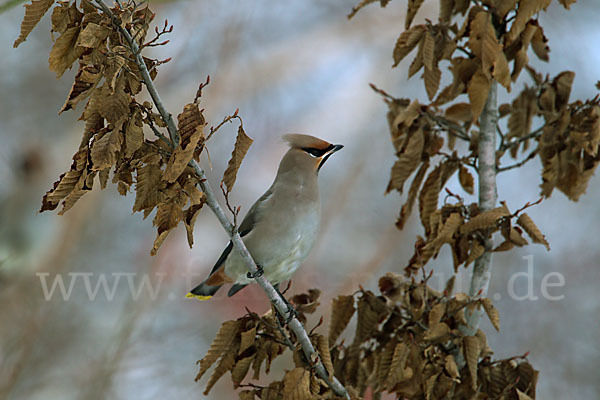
428,302,446,327
517,213,550,250
422,30,435,70
76,22,110,48
91,129,122,171
516,389,535,400
445,355,460,379
439,0,454,23
445,102,472,123
48,26,84,78
329,295,355,346
97,83,131,126
397,159,429,229
507,0,552,43
164,127,204,183
393,25,426,67
133,163,163,214
418,164,443,236
387,129,424,193
464,335,481,390
386,343,410,389
40,148,87,212
239,326,257,356
424,321,450,341
424,65,442,101
196,320,240,382
531,24,550,61
125,110,144,159
405,0,425,29
222,125,253,192
204,351,236,395
481,297,500,331
316,335,334,379
231,353,255,385
282,368,312,400
354,291,388,344
468,69,491,122
60,64,102,113
465,241,485,266
183,203,204,248
460,206,510,235
459,164,474,194
58,171,94,215
14,0,55,48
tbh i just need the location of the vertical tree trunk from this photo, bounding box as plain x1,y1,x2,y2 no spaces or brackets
465,81,498,335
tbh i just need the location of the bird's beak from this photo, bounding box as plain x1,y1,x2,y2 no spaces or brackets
330,144,344,153
317,144,343,171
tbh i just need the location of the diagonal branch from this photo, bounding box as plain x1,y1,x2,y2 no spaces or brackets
94,1,349,397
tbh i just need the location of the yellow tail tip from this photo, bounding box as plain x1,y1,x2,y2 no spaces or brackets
185,292,212,301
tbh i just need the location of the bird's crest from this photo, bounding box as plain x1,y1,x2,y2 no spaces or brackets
282,134,332,150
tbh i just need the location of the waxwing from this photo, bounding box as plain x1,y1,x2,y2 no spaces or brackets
187,134,343,300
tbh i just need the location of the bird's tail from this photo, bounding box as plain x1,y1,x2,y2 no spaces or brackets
186,281,222,301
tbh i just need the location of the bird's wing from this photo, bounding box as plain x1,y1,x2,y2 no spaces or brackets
207,185,274,276
227,283,248,297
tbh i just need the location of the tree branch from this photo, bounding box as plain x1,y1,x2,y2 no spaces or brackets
497,149,538,172
94,1,349,397
465,81,499,335
499,125,544,152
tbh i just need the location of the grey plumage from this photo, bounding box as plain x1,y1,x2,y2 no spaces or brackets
189,134,342,300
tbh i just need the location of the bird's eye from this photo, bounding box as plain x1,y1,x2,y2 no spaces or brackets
302,148,326,158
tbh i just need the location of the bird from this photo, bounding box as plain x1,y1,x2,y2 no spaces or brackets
187,134,343,301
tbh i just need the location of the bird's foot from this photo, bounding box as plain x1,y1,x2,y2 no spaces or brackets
247,265,264,279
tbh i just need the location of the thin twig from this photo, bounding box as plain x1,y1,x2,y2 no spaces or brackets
206,109,240,142
426,114,471,142
220,182,240,232
456,45,473,58
497,149,538,172
94,1,349,397
499,125,544,151
508,197,543,217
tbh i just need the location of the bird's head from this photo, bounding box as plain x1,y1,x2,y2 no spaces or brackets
280,134,343,175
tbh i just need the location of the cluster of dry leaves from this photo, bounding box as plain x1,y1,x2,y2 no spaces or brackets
15,0,253,255
198,275,537,399
351,0,599,276
381,97,550,276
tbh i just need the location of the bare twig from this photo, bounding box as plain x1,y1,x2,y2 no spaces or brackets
509,197,543,217
143,19,173,48
497,149,538,172
425,114,471,142
456,45,473,58
499,125,544,152
220,181,240,231
206,109,241,142
94,1,349,397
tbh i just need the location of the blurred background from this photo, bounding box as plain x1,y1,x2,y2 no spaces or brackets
1,0,599,398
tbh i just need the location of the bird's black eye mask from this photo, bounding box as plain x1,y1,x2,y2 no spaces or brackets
302,144,335,158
